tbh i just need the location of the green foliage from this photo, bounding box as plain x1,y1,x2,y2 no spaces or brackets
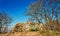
30,25,38,31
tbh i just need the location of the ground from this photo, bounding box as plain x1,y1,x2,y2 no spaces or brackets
0,32,42,36
0,31,60,36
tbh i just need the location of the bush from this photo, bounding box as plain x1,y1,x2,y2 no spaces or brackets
30,26,38,31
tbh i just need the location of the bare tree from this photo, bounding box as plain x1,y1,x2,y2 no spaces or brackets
27,0,46,24
0,11,12,33
27,0,60,31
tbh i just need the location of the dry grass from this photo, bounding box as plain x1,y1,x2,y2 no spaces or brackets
0,32,42,36
0,31,60,36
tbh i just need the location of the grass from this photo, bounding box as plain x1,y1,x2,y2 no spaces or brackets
54,31,60,36
0,29,60,36
39,30,60,36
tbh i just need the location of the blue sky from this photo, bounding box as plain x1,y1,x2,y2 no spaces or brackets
0,0,35,27
0,0,60,28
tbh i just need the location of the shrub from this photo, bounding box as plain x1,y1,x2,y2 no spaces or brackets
30,26,38,31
